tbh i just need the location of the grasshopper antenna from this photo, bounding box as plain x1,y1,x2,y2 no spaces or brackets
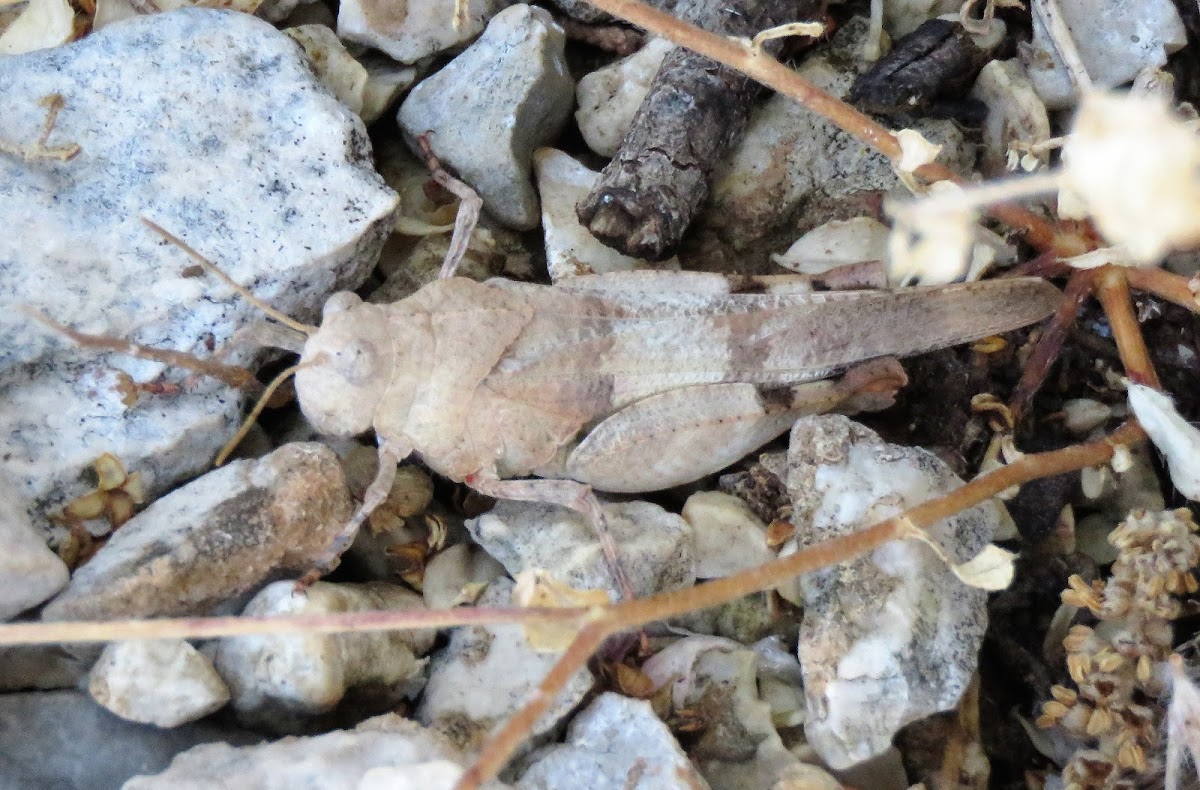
140,218,318,337
214,357,322,466
23,308,264,395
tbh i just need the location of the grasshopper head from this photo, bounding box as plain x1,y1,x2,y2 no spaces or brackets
295,293,394,437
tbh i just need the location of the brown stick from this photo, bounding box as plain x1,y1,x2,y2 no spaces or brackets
578,0,1086,256
577,0,806,260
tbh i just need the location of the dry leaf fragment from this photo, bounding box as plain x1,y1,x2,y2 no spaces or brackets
0,0,73,55
512,569,607,652
951,544,1018,590
1126,383,1200,500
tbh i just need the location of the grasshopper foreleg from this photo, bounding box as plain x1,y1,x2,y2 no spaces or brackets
295,440,412,592
464,469,638,602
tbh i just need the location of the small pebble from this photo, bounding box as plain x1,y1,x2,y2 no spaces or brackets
467,498,695,600
518,692,706,789
89,639,230,728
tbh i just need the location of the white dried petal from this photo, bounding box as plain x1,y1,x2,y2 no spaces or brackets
771,217,890,274
1062,398,1113,435
1081,465,1108,499
1127,383,1200,500
952,544,1017,590
0,0,74,56
1110,444,1133,474
894,127,944,174
1061,91,1200,263
1062,244,1139,270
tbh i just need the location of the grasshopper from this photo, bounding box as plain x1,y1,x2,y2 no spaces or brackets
135,220,1058,593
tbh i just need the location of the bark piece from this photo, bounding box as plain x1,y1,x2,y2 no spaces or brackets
576,0,806,260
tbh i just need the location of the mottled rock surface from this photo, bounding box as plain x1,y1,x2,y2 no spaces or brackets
518,693,707,789
704,17,973,248
417,579,594,753
42,443,353,621
574,37,674,158
467,499,694,600
783,415,996,769
339,0,495,64
398,4,574,229
125,713,510,789
0,9,397,537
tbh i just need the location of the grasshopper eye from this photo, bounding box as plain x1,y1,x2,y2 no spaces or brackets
332,339,378,386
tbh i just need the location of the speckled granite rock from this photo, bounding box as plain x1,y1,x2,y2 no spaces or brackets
0,9,398,538
782,415,997,769
397,4,574,229
41,443,353,622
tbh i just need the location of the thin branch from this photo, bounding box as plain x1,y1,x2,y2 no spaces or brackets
1008,269,1094,423
0,606,592,646
1094,267,1161,388
1125,266,1200,314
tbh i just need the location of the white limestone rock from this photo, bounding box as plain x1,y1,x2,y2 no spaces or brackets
88,639,230,728
125,713,512,789
782,415,997,769
705,17,973,248
0,473,67,620
339,0,494,65
213,580,435,732
1021,0,1186,110
681,491,773,579
0,10,398,536
397,4,574,230
575,36,674,158
534,149,673,282
467,499,695,600
41,443,353,622
518,692,707,789
417,578,594,753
